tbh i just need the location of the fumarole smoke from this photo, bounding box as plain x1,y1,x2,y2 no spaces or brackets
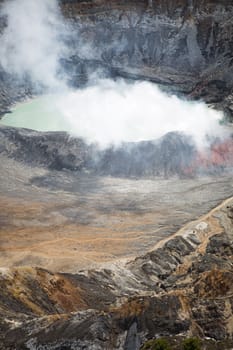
0,0,65,90
56,79,227,148
0,0,229,149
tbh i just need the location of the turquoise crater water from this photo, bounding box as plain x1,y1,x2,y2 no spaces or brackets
0,80,226,147
0,95,72,133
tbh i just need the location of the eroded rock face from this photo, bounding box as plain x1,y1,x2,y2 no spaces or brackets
90,131,197,177
0,126,196,176
1,0,233,118
0,198,233,349
1,1,233,349
1,125,232,177
0,125,230,178
59,0,233,118
0,125,91,170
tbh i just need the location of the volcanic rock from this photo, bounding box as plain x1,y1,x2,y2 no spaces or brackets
0,197,233,349
1,0,233,118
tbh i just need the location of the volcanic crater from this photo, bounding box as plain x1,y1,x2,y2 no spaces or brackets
0,0,233,349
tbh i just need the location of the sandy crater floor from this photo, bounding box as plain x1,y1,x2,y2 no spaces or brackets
0,155,233,273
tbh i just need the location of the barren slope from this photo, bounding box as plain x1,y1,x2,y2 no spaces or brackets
0,194,233,349
1,148,233,273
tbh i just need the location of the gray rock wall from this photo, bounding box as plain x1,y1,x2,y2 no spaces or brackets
1,0,233,118
60,0,233,118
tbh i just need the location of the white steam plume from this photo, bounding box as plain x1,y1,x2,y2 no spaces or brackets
0,0,65,90
57,79,227,148
3,79,225,148
0,1,228,149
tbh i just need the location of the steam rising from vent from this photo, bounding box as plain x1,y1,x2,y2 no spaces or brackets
0,0,65,90
0,0,229,151
57,79,227,148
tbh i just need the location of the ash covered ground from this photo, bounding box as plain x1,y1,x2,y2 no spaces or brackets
0,128,233,272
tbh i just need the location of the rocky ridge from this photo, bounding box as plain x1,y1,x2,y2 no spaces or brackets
0,125,196,176
1,1,233,349
0,196,233,349
1,125,233,177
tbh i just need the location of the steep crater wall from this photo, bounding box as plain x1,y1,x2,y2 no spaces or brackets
0,0,233,119
61,0,233,118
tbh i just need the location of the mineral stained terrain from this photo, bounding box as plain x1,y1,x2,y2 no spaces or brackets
1,0,233,349
0,125,233,272
0,125,233,349
0,175,233,349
